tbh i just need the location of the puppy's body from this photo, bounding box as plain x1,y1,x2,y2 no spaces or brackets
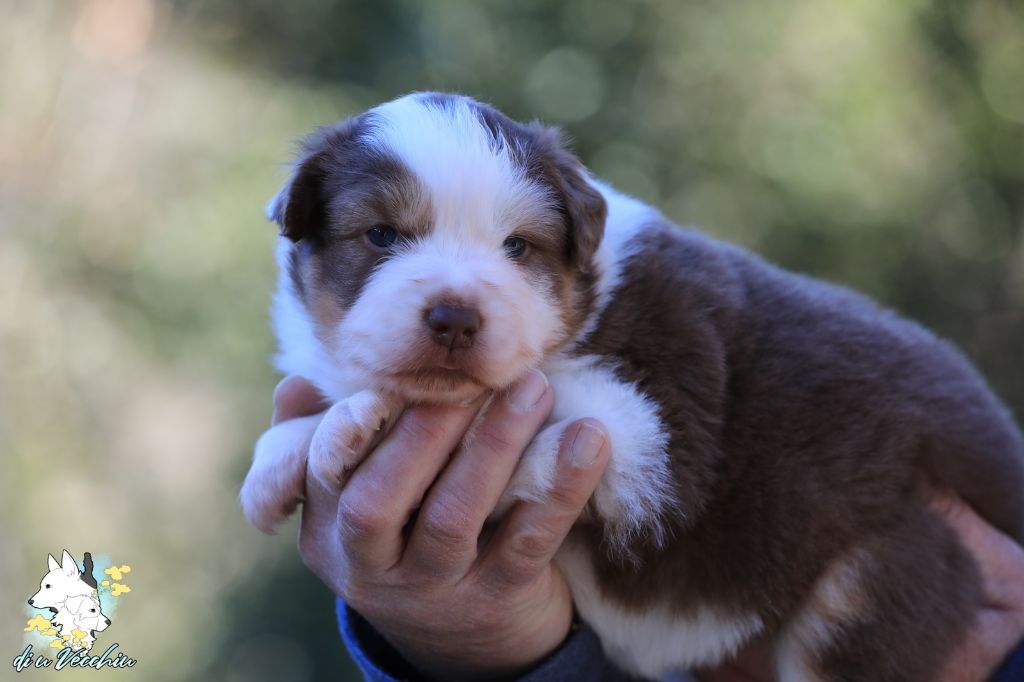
242,93,1024,681
550,208,1023,679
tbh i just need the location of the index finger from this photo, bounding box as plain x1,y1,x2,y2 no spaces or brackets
336,402,483,573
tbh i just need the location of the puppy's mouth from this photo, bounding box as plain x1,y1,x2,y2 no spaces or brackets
386,364,489,402
393,366,479,386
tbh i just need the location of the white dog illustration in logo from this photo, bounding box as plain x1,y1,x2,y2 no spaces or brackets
27,550,111,651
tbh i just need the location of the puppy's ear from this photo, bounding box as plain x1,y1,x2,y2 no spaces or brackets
268,118,363,242
48,554,60,572
60,550,79,578
528,123,607,272
267,150,327,243
65,596,85,616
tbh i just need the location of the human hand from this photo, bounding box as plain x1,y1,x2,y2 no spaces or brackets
933,492,1024,682
273,373,611,679
694,494,1024,682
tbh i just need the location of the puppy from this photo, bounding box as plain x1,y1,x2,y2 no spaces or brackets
241,92,1024,681
52,593,110,652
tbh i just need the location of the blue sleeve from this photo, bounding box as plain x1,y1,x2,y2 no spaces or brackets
338,596,1024,682
335,598,630,682
991,639,1024,682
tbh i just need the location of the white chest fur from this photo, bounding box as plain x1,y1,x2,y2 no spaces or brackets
556,534,764,679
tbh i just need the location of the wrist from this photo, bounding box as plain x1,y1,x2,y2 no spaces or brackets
370,597,574,680
381,617,574,682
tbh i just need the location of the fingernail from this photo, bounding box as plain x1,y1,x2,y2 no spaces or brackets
570,422,605,468
508,369,548,412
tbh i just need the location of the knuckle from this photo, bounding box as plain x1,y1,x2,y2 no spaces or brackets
546,482,584,511
337,493,389,540
508,523,557,563
483,523,560,589
488,554,539,589
421,495,475,545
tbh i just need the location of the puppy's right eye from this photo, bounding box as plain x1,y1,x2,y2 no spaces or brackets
366,225,398,249
45,584,51,589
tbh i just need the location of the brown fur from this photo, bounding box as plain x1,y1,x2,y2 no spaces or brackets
572,222,1023,680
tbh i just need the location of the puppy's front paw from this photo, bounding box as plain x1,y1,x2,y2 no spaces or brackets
308,390,401,491
241,414,321,534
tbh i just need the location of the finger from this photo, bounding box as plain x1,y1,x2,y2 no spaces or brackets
475,419,610,591
403,370,553,575
299,474,338,563
931,493,1024,603
298,472,349,595
336,401,482,574
938,608,1024,682
272,375,330,425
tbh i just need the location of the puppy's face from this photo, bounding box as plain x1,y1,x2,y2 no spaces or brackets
65,595,109,633
271,94,607,403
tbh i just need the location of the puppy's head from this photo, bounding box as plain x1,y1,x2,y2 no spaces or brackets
64,594,110,633
271,93,607,403
28,551,89,610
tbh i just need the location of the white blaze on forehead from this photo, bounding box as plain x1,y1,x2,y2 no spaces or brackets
366,94,555,244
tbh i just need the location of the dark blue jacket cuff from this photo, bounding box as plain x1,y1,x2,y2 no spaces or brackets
336,597,624,681
991,639,1024,682
338,595,1023,682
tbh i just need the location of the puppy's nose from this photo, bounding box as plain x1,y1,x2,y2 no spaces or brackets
426,305,480,349
105,618,111,625
27,599,34,606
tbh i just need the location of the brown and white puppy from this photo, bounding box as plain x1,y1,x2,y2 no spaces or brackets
240,92,1024,681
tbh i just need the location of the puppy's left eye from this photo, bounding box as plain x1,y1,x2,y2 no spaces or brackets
89,609,96,613
366,225,398,249
503,236,528,258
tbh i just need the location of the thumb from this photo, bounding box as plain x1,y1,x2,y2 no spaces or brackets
272,376,329,424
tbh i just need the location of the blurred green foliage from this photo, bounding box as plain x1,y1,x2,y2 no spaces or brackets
1,0,1021,680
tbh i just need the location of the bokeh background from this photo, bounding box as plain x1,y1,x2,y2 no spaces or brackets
2,0,1022,680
